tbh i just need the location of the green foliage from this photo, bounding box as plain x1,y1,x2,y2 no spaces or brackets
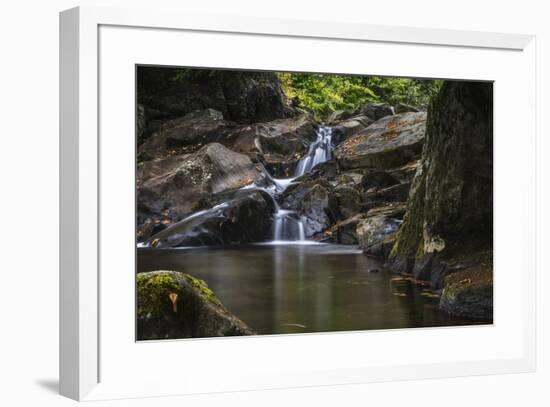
278,72,441,118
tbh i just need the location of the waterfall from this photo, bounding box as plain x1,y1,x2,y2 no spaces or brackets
271,126,333,243
143,126,334,247
294,127,333,177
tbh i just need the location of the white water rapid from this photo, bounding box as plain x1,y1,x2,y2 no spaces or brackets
271,126,333,243
143,126,334,247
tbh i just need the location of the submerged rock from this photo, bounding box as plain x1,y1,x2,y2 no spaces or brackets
137,271,255,340
335,112,426,170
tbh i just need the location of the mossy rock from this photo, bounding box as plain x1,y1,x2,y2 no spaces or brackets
137,270,255,340
137,272,180,318
184,274,221,306
440,262,493,321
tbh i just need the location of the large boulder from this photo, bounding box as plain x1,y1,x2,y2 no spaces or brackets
387,81,493,319
138,109,233,160
356,215,402,258
333,184,362,219
224,113,318,177
137,271,255,340
355,202,407,256
299,184,335,237
281,179,332,210
361,170,400,190
332,115,374,144
335,112,426,169
326,109,356,125
137,143,261,240
394,103,420,114
137,67,294,124
328,213,366,244
146,190,275,248
363,182,411,211
281,179,338,237
357,102,395,121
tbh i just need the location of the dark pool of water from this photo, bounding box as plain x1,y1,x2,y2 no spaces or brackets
137,244,489,335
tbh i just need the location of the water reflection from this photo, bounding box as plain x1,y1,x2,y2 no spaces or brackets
138,244,488,334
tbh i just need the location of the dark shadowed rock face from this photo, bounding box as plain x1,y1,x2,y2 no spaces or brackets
137,143,260,240
439,249,493,320
137,68,294,127
138,109,234,159
299,184,336,237
328,214,366,244
357,103,395,121
137,271,255,340
333,184,362,219
387,81,493,319
363,182,411,212
327,109,355,125
335,112,426,169
394,103,420,114
147,190,275,248
361,170,400,190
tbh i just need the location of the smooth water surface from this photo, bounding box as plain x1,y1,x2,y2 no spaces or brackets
138,244,489,335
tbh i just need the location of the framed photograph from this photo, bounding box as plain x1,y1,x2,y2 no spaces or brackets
60,6,536,401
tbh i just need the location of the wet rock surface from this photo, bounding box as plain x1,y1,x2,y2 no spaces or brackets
335,112,426,169
387,81,493,319
357,215,402,258
137,143,261,241
146,190,275,248
137,270,255,340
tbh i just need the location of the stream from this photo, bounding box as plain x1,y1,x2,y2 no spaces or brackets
138,245,486,334
138,126,488,334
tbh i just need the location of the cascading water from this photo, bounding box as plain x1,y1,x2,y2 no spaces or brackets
143,126,334,247
294,127,333,177
271,126,333,243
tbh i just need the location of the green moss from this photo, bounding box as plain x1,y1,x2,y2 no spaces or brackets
389,170,426,259
185,275,221,305
137,272,179,317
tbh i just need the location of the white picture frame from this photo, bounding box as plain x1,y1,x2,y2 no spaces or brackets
60,5,536,401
